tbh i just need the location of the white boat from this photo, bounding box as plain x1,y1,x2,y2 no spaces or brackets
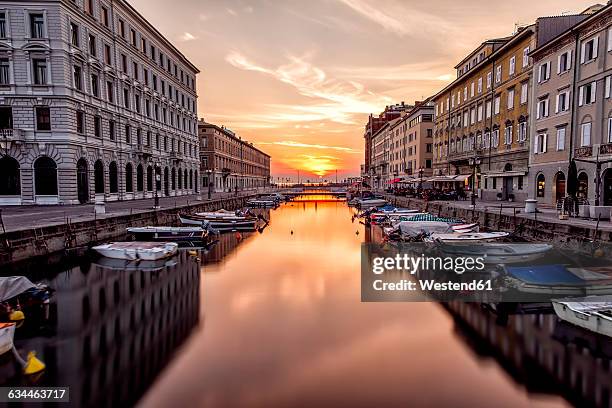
426,231,509,242
0,322,16,355
385,221,473,238
127,226,210,244
247,199,278,208
93,241,178,260
357,198,388,208
439,243,552,264
553,296,612,337
179,214,260,231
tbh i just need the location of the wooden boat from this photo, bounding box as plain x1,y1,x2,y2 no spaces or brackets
179,214,260,231
553,296,612,337
427,231,509,242
438,243,552,264
0,323,15,355
127,226,210,245
92,242,178,260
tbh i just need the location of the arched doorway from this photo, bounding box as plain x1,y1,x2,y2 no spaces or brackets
178,167,183,190
146,165,153,192
94,160,105,194
578,172,589,200
76,158,88,204
536,173,545,198
136,164,144,192
164,167,169,196
155,166,161,191
554,172,566,203
0,156,21,197
34,156,58,196
604,169,612,206
184,169,188,191
125,163,133,193
171,168,176,190
109,161,118,193
194,170,198,193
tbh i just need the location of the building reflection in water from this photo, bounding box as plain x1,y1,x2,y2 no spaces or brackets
5,250,200,408
445,302,612,408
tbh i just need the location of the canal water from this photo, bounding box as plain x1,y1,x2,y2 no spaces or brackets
1,195,608,407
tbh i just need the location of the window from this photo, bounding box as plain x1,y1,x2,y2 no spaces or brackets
581,36,598,63
538,62,550,82
94,116,101,137
30,14,44,38
76,111,84,134
494,95,500,115
104,44,111,64
579,82,597,106
106,81,113,102
101,7,109,27
73,65,82,90
35,107,50,131
477,104,483,122
581,122,592,146
125,124,131,143
134,94,140,113
486,72,492,89
70,22,79,47
0,58,9,85
495,66,502,83
123,88,130,109
504,125,513,145
88,34,96,56
522,47,530,67
520,82,528,104
141,37,146,54
0,12,6,38
509,56,516,75
556,127,566,150
477,78,482,93
109,120,115,141
556,90,570,112
518,121,527,142
558,51,571,73
492,129,499,147
470,82,474,97
119,19,125,38
537,98,549,119
132,62,138,80
32,59,47,85
485,100,492,118
507,88,515,109
130,29,137,47
90,73,98,97
536,174,545,197
534,133,547,154
84,0,93,15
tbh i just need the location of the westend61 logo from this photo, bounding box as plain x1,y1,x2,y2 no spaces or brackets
372,253,486,275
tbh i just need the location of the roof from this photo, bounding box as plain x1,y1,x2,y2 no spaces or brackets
453,37,512,69
198,121,271,157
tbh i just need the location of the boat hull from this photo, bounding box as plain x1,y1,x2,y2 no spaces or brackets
0,323,15,355
553,298,612,337
93,242,178,261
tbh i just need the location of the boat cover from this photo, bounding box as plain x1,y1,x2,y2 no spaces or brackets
554,296,612,311
506,265,586,285
0,276,36,302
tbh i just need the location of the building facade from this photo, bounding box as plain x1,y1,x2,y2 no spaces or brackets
0,0,199,205
198,120,270,193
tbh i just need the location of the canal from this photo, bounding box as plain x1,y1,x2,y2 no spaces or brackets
1,195,608,407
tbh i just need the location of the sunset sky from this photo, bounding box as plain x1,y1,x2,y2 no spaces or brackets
132,0,597,181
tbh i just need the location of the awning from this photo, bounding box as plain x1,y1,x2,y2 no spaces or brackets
484,171,527,178
453,174,472,182
390,178,402,184
428,175,471,182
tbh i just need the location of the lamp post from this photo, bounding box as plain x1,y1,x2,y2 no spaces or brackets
418,167,424,195
154,163,160,209
469,156,481,207
206,169,213,200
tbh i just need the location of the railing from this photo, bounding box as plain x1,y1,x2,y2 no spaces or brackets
574,146,593,158
0,129,24,141
600,143,612,155
169,150,182,160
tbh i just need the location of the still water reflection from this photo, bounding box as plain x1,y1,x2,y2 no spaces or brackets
3,198,612,407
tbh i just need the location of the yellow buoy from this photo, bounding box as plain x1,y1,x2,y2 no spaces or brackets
23,351,45,375
9,310,25,322
594,248,605,258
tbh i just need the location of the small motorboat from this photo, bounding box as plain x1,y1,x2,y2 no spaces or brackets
503,264,612,295
92,242,178,261
247,199,278,208
0,276,53,325
438,243,552,264
127,226,211,245
0,322,16,355
179,214,260,231
94,257,178,271
427,231,509,243
357,198,388,208
552,296,612,337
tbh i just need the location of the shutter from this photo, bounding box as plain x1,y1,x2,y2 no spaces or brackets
607,76,611,99
594,36,599,59
538,65,542,82
592,81,597,103
534,134,539,153
543,134,547,153
609,29,612,52
579,86,584,106
536,102,541,119
555,94,560,113
557,55,561,74
567,51,572,69
545,100,549,117
581,42,586,64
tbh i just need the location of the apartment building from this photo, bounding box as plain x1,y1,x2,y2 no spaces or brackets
198,120,270,193
0,0,199,205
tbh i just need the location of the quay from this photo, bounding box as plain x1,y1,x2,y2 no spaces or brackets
383,194,612,242
0,191,271,267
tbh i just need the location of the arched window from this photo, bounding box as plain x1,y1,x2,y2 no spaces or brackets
184,169,188,189
109,161,118,193
554,171,566,202
125,163,133,193
536,173,545,198
34,156,58,195
94,160,105,194
578,172,589,199
136,164,144,192
155,166,161,191
146,165,153,191
189,169,193,190
194,170,198,193
178,167,183,189
164,167,169,195
0,156,20,196
76,158,88,204
171,167,176,190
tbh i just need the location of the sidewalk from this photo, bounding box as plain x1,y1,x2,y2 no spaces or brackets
0,189,272,232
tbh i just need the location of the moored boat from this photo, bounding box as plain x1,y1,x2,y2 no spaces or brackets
179,214,260,231
438,243,552,263
92,241,178,260
0,323,15,355
426,231,509,243
127,226,211,245
553,296,612,337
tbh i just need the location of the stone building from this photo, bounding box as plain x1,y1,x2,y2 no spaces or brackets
0,0,199,205
198,120,270,193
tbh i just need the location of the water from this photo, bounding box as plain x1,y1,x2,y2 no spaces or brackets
2,196,610,407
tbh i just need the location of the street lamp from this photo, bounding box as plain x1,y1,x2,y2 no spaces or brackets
154,163,161,209
418,167,424,195
469,156,482,207
206,169,213,200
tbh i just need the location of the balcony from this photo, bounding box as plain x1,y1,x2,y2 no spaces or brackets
135,144,152,158
0,129,24,142
574,146,593,158
600,143,612,156
169,150,183,161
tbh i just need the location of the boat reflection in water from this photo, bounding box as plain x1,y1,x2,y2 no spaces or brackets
446,302,612,408
1,250,200,407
